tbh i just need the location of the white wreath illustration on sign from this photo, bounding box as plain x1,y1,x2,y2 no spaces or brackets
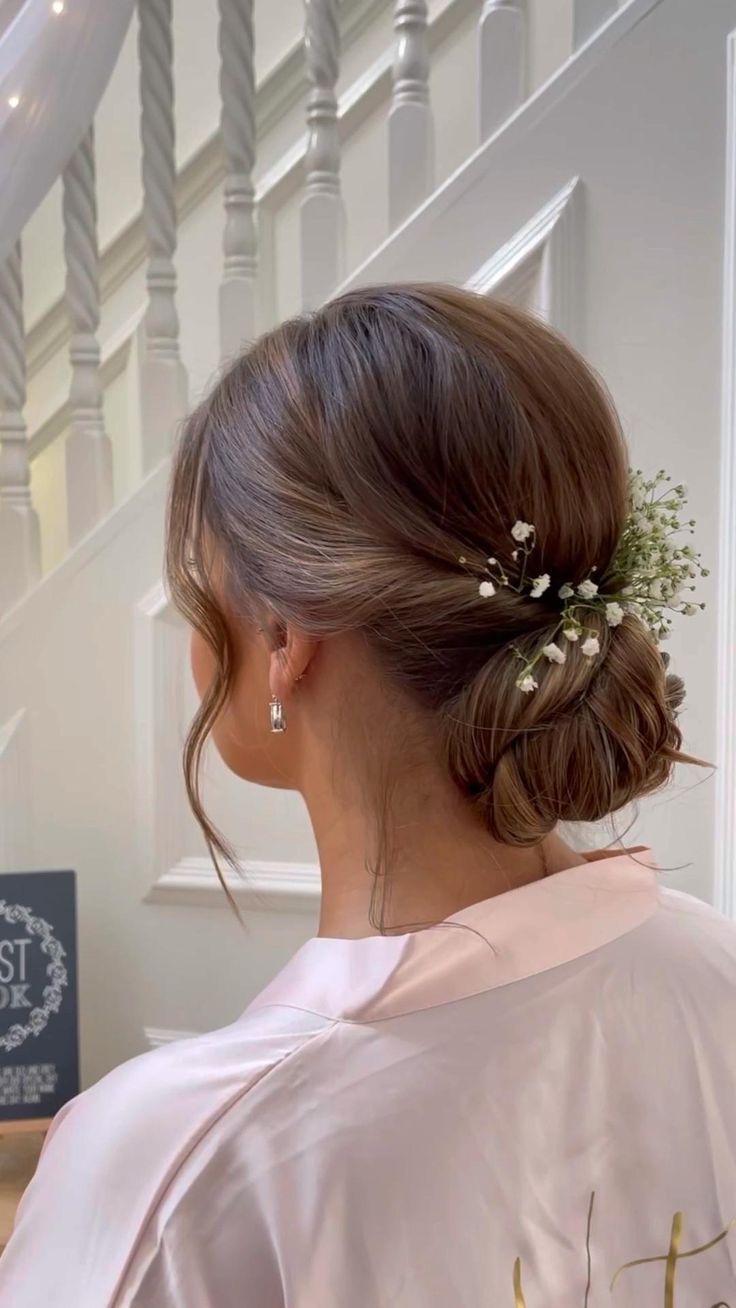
0,900,68,1053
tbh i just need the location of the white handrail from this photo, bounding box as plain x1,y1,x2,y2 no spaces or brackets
0,0,135,267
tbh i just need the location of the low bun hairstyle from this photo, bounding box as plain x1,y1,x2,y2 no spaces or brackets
447,610,688,847
167,284,702,910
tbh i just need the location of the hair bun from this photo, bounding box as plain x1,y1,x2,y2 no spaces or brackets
444,615,688,845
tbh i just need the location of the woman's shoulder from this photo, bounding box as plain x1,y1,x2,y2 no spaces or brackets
88,997,328,1102
0,1001,333,1306
638,880,736,987
654,881,736,936
47,999,331,1158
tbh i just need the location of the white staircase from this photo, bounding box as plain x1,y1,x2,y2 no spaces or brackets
1,0,735,1086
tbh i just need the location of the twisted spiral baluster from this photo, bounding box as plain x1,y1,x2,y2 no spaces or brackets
218,0,257,359
300,0,344,309
0,245,27,480
0,241,41,611
388,0,433,229
137,0,188,469
62,126,113,546
478,1,527,142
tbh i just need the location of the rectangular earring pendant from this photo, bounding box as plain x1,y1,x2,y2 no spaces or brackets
269,696,286,733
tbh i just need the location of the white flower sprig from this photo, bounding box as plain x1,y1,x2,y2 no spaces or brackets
457,470,708,693
609,470,708,639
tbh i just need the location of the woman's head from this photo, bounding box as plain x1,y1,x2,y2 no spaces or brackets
167,283,690,903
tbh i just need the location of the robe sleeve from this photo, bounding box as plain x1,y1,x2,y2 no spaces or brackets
0,1012,329,1307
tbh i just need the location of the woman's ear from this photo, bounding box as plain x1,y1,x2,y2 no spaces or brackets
268,625,319,700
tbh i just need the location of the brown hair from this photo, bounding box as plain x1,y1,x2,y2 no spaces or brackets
166,283,701,919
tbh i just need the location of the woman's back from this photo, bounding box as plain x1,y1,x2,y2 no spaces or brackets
3,848,735,1305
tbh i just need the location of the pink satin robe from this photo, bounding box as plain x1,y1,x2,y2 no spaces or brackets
1,847,735,1305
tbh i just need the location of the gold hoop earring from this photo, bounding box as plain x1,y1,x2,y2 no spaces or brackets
269,696,286,733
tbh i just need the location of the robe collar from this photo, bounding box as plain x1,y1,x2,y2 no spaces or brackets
246,849,660,1023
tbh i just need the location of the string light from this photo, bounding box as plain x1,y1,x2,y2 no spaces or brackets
6,6,66,117
7,4,66,116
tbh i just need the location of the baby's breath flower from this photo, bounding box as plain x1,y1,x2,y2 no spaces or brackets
630,472,647,510
517,673,538,693
511,521,535,543
543,642,566,664
486,472,705,695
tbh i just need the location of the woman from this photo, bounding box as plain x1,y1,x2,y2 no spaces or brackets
1,284,734,1305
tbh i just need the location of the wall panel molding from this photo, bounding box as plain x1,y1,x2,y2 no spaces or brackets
144,1025,200,1049
714,29,736,919
0,708,31,870
134,579,190,897
134,580,321,914
465,176,582,342
146,855,321,913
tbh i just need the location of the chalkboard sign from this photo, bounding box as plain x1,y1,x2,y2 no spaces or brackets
0,871,79,1123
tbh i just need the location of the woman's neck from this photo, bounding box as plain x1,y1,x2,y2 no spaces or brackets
301,765,587,940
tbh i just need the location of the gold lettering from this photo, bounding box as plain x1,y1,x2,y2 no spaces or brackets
584,1191,595,1308
610,1213,736,1304
513,1199,735,1306
512,1257,526,1307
